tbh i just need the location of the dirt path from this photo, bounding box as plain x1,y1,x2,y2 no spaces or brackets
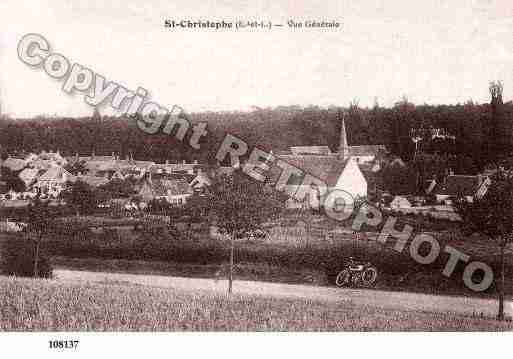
54,269,513,319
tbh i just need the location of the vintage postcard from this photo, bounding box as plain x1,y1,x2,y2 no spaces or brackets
0,0,512,357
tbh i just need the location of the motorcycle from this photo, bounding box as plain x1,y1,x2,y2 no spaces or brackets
335,257,378,288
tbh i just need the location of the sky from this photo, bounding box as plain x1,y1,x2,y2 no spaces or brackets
0,0,512,117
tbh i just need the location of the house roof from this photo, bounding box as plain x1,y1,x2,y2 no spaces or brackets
153,179,193,196
151,172,195,182
388,157,406,167
38,166,73,182
73,175,109,187
290,146,333,155
2,157,27,172
91,155,116,162
434,175,481,196
190,172,212,187
390,195,412,207
215,166,236,177
271,154,349,187
18,168,41,186
131,160,155,170
139,178,193,198
38,151,66,163
155,163,199,173
84,160,118,172
347,145,387,157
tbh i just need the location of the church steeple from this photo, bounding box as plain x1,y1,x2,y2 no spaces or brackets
338,110,349,159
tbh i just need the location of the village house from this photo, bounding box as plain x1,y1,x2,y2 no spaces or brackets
189,168,212,193
18,167,41,188
32,150,67,169
2,156,29,172
390,195,412,210
152,160,203,176
432,174,490,204
66,152,155,179
33,167,67,197
0,151,71,199
72,174,109,188
33,165,74,198
138,175,193,205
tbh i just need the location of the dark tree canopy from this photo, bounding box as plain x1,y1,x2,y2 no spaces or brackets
1,101,512,172
208,171,285,237
61,180,99,215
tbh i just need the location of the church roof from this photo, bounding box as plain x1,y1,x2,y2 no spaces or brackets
271,154,349,187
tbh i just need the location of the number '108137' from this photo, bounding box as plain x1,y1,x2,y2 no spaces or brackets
49,340,79,349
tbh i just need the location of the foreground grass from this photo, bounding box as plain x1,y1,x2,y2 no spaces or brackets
52,256,327,285
0,277,512,331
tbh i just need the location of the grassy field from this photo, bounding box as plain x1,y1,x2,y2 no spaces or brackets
53,256,327,285
3,211,513,298
0,276,512,331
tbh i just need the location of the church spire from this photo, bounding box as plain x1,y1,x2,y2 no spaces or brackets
339,110,349,159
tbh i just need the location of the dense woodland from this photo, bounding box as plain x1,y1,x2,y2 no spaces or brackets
1,96,512,175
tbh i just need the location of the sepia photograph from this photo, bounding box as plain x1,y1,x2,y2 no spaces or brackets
0,0,512,356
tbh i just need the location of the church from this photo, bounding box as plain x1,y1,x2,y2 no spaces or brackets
275,113,386,208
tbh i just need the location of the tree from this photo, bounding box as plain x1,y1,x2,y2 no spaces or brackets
455,171,513,320
26,193,55,277
61,180,98,215
98,178,136,198
381,161,416,195
0,166,26,193
207,171,284,293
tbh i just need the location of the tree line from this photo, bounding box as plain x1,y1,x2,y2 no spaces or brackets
1,96,512,172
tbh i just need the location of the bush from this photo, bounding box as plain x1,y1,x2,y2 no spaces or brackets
0,235,53,278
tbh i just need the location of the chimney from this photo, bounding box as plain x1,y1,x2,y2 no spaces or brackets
165,160,169,165
194,159,198,165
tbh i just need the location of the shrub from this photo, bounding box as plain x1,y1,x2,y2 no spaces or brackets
0,235,53,278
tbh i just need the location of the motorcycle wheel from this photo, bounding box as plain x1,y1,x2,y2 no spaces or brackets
361,267,378,286
335,269,351,287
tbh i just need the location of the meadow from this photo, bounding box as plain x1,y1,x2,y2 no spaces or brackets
1,276,512,331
